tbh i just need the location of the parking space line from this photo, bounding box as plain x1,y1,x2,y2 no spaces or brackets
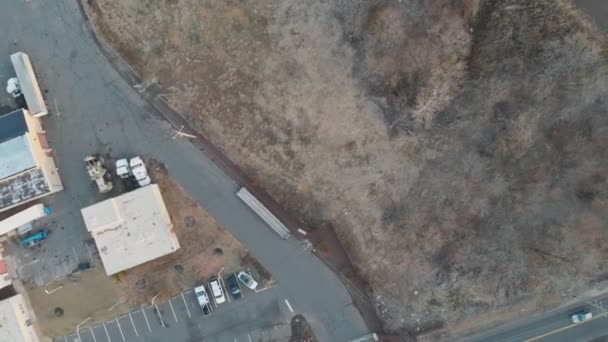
155,304,166,327
129,312,139,337
141,305,152,332
181,292,191,318
284,299,294,313
169,298,179,322
89,327,97,342
63,336,68,342
103,322,112,342
115,317,125,342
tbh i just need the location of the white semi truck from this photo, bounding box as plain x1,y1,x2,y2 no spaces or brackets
7,52,48,117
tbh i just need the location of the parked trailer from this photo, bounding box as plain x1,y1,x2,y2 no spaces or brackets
0,204,47,236
10,52,48,117
236,187,290,239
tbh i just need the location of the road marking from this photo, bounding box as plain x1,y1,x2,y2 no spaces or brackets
103,322,112,342
129,312,139,337
63,336,68,342
181,292,191,318
89,327,97,342
115,318,125,342
72,247,78,261
141,305,152,332
155,304,166,327
169,298,179,322
284,299,294,313
248,334,253,342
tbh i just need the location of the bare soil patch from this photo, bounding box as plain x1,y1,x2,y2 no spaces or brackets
83,0,608,337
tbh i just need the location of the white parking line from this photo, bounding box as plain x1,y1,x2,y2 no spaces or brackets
169,298,179,322
181,292,191,318
141,305,152,332
129,312,139,337
63,336,68,342
155,304,166,327
115,318,125,342
284,299,294,313
248,334,253,342
103,322,112,342
89,327,97,342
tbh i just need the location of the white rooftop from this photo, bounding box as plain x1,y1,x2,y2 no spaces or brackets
0,136,35,179
81,184,179,275
0,294,40,342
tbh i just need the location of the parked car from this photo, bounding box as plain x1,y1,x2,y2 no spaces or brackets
115,158,131,179
571,310,592,323
226,274,242,300
21,230,48,247
194,285,211,316
209,278,226,304
129,156,152,187
237,271,258,290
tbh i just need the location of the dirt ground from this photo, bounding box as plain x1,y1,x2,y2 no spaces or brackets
83,0,608,337
28,267,126,337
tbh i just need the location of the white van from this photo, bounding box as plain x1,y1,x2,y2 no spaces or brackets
209,278,226,304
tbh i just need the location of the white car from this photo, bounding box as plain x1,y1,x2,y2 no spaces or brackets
237,271,258,290
115,158,131,179
209,278,226,304
129,156,152,187
194,285,211,315
571,311,592,323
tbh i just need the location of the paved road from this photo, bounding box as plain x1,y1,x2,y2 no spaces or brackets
0,1,369,341
460,295,608,342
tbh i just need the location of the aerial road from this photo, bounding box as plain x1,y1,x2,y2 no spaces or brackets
0,1,369,341
461,295,608,342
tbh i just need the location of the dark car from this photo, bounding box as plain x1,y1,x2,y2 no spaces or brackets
226,273,242,300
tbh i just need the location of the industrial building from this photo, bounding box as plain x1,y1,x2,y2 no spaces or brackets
80,184,180,275
0,109,62,213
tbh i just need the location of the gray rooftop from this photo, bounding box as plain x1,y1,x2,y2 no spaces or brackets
0,168,49,211
0,110,35,180
0,109,28,143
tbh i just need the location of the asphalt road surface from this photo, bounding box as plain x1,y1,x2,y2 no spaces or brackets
0,1,369,341
461,295,608,342
59,282,293,342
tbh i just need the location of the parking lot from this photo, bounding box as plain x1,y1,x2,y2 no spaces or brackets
56,275,292,342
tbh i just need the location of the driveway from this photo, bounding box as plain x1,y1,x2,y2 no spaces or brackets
0,0,369,341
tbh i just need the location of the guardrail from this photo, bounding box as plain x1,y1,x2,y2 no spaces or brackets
237,187,290,240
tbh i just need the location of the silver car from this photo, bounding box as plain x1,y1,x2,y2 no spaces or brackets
571,311,592,323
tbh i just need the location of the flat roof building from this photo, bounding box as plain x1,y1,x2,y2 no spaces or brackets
0,294,40,342
81,184,179,275
0,109,62,213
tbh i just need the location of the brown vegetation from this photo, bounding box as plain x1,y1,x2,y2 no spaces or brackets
83,0,608,337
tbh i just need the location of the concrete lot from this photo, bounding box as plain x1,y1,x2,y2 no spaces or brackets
3,212,96,288
57,278,290,342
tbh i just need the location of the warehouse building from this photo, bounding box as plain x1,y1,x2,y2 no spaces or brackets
80,184,179,275
0,109,62,213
